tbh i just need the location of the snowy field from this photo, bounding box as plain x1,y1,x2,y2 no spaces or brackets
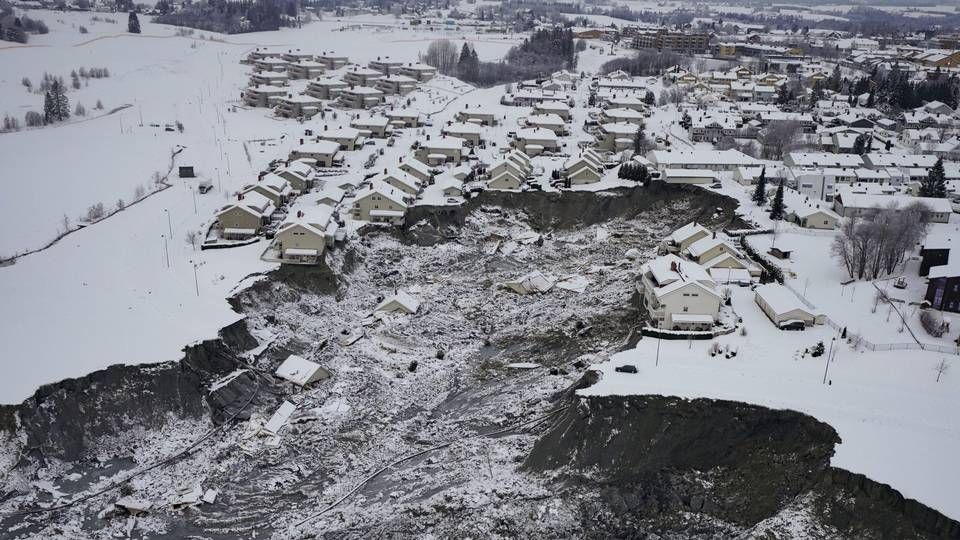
583,285,960,521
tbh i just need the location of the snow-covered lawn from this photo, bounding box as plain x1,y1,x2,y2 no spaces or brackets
583,286,960,520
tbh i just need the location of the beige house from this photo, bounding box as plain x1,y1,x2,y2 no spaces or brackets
304,77,348,100
398,158,433,183
343,66,385,87
755,283,825,328
289,141,340,167
534,101,571,121
318,127,362,151
249,71,289,87
372,168,421,196
274,94,323,119
274,221,328,264
280,49,314,63
274,161,316,192
415,136,465,164
789,206,839,229
663,169,717,184
339,87,384,109
487,170,524,190
376,75,418,95
216,192,275,238
386,110,421,128
639,254,721,330
441,122,484,146
242,85,286,108
488,158,528,182
254,57,290,72
350,116,391,138
596,122,639,151
396,63,437,81
351,182,408,224
525,114,567,135
273,204,335,264
563,149,604,185
514,127,559,155
286,60,325,80
317,53,349,70
664,222,710,253
600,107,645,125
456,108,497,126
242,173,293,205
368,57,405,75
683,236,743,265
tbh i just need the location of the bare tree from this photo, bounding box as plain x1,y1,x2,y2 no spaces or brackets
759,121,803,160
420,39,459,75
832,203,930,280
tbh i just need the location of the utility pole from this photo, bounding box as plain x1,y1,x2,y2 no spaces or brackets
192,261,199,296
822,336,836,384
162,234,170,269
192,188,198,214
655,330,662,367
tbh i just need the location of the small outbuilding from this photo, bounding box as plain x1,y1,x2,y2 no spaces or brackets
376,290,421,314
274,355,331,386
754,283,825,328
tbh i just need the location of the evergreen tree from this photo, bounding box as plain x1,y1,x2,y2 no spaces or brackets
852,133,869,155
643,90,655,105
633,126,646,154
52,79,69,121
920,158,948,198
128,11,141,34
769,180,785,220
43,90,55,124
752,167,767,205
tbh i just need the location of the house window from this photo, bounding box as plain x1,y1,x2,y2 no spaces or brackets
682,306,689,312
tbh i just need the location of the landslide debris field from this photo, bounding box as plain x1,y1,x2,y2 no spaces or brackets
3,188,958,540
2,189,704,539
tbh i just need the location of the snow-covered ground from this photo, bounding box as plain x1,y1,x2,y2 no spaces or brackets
0,12,555,404
583,285,960,520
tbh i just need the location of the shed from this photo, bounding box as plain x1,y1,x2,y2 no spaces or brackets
754,283,824,328
376,290,420,314
178,166,196,178
274,355,330,386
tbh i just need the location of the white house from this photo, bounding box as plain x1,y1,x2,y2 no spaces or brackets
639,254,721,330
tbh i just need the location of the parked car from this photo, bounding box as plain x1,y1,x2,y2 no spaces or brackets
614,364,638,374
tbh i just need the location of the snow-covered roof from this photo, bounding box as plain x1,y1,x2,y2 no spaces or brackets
423,136,466,150
685,236,742,259
516,127,558,142
293,140,340,155
601,122,641,136
354,181,408,208
275,355,328,386
787,152,864,168
442,122,483,135
376,290,420,313
669,222,709,245
649,149,757,167
643,254,719,299
755,283,819,317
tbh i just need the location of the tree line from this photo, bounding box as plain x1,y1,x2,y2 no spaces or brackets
421,27,576,87
154,0,298,34
832,202,931,280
